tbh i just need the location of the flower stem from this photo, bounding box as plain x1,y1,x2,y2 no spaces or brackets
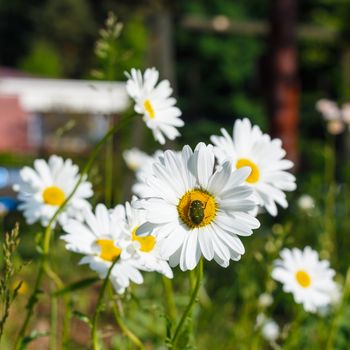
323,134,337,260
325,266,350,350
162,276,177,323
91,260,118,350
109,288,145,349
50,288,58,350
170,258,203,347
13,114,135,350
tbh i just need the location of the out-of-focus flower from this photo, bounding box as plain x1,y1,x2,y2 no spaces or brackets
272,247,338,313
123,148,164,198
61,204,148,294
256,314,280,342
13,155,93,227
211,118,296,217
316,99,341,121
258,293,273,308
327,120,345,135
112,199,173,279
125,67,184,145
262,320,280,342
342,103,350,124
297,194,315,211
134,143,260,271
123,148,154,172
315,98,350,135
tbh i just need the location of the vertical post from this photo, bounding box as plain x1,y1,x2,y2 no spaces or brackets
267,0,299,167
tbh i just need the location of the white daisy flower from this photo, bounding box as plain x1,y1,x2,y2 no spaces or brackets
112,199,173,279
272,247,338,313
61,204,145,294
210,118,296,216
125,67,184,145
13,155,93,227
134,142,260,271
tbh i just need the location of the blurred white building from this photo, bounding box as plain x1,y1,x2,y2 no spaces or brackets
0,74,129,154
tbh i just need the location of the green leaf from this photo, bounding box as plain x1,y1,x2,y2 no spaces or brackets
51,277,99,297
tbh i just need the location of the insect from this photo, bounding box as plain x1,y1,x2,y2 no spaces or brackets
188,200,205,225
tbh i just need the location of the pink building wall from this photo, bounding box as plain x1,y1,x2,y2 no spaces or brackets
0,96,32,153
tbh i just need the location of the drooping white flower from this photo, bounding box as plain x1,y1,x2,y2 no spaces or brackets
272,247,338,313
125,67,184,145
13,155,93,227
61,204,146,294
134,142,260,271
112,199,173,279
210,118,296,216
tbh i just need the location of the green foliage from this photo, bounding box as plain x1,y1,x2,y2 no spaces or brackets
0,224,22,342
18,41,62,77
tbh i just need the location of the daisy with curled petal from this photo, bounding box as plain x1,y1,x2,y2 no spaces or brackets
210,118,296,216
13,155,93,227
134,142,260,271
112,199,173,279
125,67,184,145
61,204,145,294
272,247,338,313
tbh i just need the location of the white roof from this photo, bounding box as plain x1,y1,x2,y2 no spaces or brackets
0,77,130,114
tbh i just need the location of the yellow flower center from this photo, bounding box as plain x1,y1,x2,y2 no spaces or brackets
95,239,121,262
42,186,66,206
132,227,156,253
295,270,312,288
144,99,155,119
236,158,260,184
177,189,217,228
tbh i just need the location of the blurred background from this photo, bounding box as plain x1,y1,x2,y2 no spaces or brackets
1,0,350,349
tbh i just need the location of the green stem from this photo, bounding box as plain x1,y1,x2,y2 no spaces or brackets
324,134,337,260
109,287,144,350
91,260,118,350
50,289,58,350
162,276,178,323
325,266,350,350
105,115,114,207
62,295,72,350
171,258,203,347
13,114,135,350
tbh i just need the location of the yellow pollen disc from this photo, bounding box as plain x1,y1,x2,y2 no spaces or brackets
295,270,312,288
96,239,121,262
132,227,156,253
236,158,260,184
42,186,66,206
144,99,155,119
177,189,217,229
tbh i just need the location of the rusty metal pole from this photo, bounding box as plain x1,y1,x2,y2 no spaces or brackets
267,0,299,167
